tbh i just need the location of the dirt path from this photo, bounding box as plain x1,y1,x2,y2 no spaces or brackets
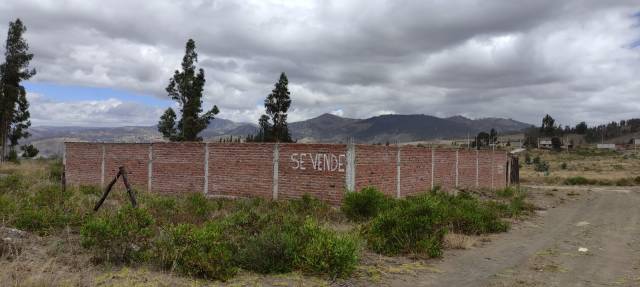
380,186,640,287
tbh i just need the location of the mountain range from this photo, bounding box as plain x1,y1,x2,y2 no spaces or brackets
24,114,532,157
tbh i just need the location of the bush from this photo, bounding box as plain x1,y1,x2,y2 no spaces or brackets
564,176,592,185
81,207,155,263
534,160,549,172
615,178,633,186
342,187,392,221
362,195,446,257
296,219,360,278
152,223,236,281
237,218,302,274
13,185,74,234
362,191,509,257
560,162,567,170
48,159,64,182
0,174,23,193
635,176,640,185
496,187,515,198
20,144,39,158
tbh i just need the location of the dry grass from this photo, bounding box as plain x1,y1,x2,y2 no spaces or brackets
520,149,640,185
443,233,477,250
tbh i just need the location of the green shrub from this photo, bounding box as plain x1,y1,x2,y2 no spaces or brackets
436,192,509,235
80,207,155,263
560,162,567,170
296,219,360,278
79,185,102,196
238,223,301,274
362,195,446,257
564,176,591,185
0,174,23,193
496,187,515,198
635,176,640,185
342,187,392,221
48,159,64,182
184,192,214,221
615,178,633,186
153,223,236,281
534,160,549,172
13,185,74,234
289,193,335,221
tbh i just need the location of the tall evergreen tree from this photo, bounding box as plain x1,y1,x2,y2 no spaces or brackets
0,19,35,160
540,114,556,137
260,72,292,142
158,39,219,141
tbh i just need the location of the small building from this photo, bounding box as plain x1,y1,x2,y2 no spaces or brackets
538,139,554,149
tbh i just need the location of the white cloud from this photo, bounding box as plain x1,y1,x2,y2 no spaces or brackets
1,0,639,126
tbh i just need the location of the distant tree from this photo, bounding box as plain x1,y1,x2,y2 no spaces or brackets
158,39,219,141
20,144,38,158
0,19,35,161
489,128,498,144
475,132,491,148
263,73,292,142
575,121,588,134
540,114,556,137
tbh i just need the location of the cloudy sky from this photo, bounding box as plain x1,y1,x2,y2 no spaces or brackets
1,0,639,127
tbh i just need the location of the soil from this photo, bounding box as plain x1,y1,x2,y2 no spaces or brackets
2,185,639,286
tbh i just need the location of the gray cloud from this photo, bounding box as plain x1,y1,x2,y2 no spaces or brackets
1,0,639,127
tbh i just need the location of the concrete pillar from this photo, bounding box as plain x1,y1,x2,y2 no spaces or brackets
100,144,106,189
396,144,401,198
491,146,495,189
345,139,356,191
431,148,435,190
203,143,209,195
455,149,459,188
475,149,479,188
272,143,279,200
148,144,153,193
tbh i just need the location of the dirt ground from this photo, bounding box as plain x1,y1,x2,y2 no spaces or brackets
3,184,639,286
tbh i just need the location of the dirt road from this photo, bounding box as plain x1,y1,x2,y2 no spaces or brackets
381,186,640,287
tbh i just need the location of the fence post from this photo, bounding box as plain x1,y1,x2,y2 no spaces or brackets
455,149,459,188
345,139,356,192
204,143,209,195
475,149,479,188
272,143,279,200
396,144,401,198
431,147,435,190
148,144,153,193
100,144,106,189
491,145,495,189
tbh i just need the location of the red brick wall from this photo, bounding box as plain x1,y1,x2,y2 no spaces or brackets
354,145,397,197
209,143,273,199
152,142,205,194
104,143,149,191
65,142,102,186
399,146,432,197
65,142,509,204
278,143,347,205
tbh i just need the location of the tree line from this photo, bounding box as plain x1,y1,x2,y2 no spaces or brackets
157,39,293,143
524,114,640,148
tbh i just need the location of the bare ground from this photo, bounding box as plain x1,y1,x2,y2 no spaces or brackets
373,185,640,287
2,185,639,286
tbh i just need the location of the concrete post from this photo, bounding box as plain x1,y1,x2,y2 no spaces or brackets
345,139,356,191
204,143,209,195
148,144,153,193
396,144,401,198
431,148,435,190
491,146,495,189
455,149,459,188
100,144,106,189
475,149,479,188
62,143,66,166
272,143,279,200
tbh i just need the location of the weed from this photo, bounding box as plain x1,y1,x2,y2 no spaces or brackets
342,187,392,222
560,162,567,170
564,176,591,185
80,206,155,263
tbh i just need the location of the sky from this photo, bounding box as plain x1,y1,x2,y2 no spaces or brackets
0,0,639,127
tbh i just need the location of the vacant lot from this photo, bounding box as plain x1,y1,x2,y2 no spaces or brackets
1,150,638,287
520,148,640,186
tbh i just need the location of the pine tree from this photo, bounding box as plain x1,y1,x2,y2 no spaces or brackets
158,39,219,141
0,19,35,161
258,73,292,142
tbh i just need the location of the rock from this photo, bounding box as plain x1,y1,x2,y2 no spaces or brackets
0,227,27,260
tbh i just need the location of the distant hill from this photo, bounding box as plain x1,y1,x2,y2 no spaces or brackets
292,113,532,143
24,114,531,157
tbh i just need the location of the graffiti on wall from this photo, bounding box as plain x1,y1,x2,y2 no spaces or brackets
290,153,346,172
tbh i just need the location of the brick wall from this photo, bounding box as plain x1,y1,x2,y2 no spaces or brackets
64,142,511,204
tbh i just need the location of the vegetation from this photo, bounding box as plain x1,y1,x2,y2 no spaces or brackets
157,39,219,142
0,18,35,161
341,186,392,221
0,160,533,282
247,72,293,142
20,144,38,158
